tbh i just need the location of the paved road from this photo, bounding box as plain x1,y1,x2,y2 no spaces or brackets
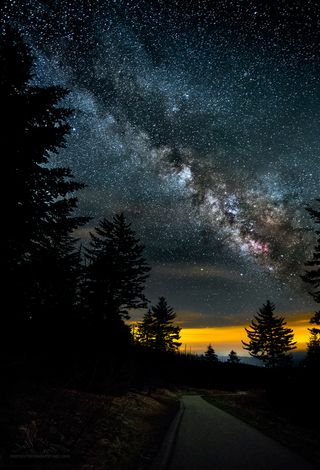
167,395,317,470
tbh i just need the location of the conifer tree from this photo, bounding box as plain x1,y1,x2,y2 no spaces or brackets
302,200,320,365
83,214,150,326
150,297,181,352
205,344,219,362
305,328,320,368
137,309,155,348
227,350,240,364
303,200,320,304
1,27,87,331
242,300,296,367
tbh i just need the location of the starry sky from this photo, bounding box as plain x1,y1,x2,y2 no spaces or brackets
3,0,320,327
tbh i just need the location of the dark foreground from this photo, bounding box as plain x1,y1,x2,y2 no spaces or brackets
2,349,320,469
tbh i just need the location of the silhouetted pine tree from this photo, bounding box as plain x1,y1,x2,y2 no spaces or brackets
1,27,87,337
227,350,240,364
137,309,155,348
83,214,150,346
151,297,181,352
305,328,320,368
242,300,296,368
205,344,218,362
303,200,320,304
302,200,320,366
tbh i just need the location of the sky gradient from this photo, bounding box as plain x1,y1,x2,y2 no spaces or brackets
3,0,320,340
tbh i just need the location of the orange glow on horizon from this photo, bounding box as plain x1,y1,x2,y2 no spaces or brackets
180,319,311,356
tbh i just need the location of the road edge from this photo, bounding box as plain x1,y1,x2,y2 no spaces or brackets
150,398,185,470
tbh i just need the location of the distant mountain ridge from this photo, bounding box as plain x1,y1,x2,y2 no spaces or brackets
219,350,307,367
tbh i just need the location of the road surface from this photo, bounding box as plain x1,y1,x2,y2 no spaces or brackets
167,395,317,470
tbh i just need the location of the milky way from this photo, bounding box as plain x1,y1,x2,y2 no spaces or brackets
2,0,320,324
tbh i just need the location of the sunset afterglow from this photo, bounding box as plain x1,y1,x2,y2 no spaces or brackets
179,315,311,355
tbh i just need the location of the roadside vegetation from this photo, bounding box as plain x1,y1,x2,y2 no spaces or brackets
3,378,179,470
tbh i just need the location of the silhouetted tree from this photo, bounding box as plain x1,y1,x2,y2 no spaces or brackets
302,200,320,366
305,328,320,368
242,300,296,368
150,297,181,352
137,309,155,348
303,200,320,304
205,344,219,362
1,27,87,335
227,350,240,364
83,214,150,344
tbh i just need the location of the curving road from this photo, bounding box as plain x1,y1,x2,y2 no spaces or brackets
167,395,317,470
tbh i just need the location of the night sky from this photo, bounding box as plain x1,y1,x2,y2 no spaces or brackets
3,0,320,327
